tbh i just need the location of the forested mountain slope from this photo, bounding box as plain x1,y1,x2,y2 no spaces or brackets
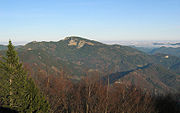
17,36,153,77
151,47,180,57
108,64,180,94
0,37,179,94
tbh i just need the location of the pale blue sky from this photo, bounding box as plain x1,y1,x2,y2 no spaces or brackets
0,0,180,43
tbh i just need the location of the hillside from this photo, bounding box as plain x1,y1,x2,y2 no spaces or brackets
132,46,157,54
16,36,153,78
150,47,180,57
152,53,180,74
110,64,180,94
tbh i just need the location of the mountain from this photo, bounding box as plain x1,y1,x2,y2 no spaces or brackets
0,36,179,94
150,47,180,57
0,45,22,51
134,46,180,58
16,36,153,78
131,46,157,54
152,53,180,74
171,43,180,46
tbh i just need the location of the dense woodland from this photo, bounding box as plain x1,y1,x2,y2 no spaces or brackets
0,41,49,113
0,41,180,113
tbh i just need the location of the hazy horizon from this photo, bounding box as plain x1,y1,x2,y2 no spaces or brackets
1,37,180,47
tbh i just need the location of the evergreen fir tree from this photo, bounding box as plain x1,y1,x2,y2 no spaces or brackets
0,40,50,113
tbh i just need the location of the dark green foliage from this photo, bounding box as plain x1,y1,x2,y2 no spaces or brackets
0,41,50,113
0,107,18,113
0,68,10,106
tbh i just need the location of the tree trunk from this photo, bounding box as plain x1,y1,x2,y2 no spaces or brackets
105,75,109,113
9,63,13,107
10,77,12,107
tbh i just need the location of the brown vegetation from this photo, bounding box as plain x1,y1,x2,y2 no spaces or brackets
22,64,180,113
34,72,158,113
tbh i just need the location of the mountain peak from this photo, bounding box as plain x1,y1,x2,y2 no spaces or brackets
64,36,85,41
64,36,95,48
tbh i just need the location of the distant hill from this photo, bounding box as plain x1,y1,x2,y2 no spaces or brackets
152,53,180,74
150,47,180,57
129,47,180,74
171,43,180,46
0,45,7,50
0,45,22,51
134,46,180,58
131,46,157,54
109,64,180,94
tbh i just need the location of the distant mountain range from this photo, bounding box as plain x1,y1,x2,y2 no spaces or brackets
132,46,180,57
103,40,180,48
151,47,180,57
153,42,180,46
0,37,180,94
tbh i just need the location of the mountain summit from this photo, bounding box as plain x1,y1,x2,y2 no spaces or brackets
63,36,96,48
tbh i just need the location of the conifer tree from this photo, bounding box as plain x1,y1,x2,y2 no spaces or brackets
0,40,50,113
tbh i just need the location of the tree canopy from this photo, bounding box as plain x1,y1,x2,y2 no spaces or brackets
0,40,50,113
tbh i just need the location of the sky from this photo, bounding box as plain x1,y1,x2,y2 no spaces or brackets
0,0,180,43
